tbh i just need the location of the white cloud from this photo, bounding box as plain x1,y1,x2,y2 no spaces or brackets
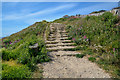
2,3,76,21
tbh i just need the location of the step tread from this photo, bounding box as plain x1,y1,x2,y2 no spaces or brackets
46,43,75,46
46,46,76,50
50,51,81,56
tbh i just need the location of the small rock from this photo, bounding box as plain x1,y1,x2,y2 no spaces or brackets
80,75,81,77
65,67,67,69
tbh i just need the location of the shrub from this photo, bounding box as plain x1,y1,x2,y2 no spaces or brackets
66,25,72,30
27,57,37,72
76,54,85,58
18,51,31,64
88,57,96,62
115,69,120,76
100,12,113,22
17,40,50,71
2,64,32,78
3,39,11,44
2,49,10,61
2,49,18,61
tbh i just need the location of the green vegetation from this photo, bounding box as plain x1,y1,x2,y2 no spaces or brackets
53,12,120,78
88,57,96,62
1,10,120,79
2,63,31,78
90,10,106,14
76,54,85,58
1,21,51,78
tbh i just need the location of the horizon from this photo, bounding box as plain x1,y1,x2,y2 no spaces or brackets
2,2,118,37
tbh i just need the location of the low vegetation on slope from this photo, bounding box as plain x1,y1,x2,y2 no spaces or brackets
1,21,50,78
53,12,120,78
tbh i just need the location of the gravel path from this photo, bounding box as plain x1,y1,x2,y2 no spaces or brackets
42,23,111,78
42,55,110,78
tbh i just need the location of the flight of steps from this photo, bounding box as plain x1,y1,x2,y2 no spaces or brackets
45,23,76,52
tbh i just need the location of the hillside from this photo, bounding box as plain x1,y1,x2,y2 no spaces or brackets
1,21,51,78
1,11,120,79
53,12,120,78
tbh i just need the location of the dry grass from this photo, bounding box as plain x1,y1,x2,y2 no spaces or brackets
2,60,22,67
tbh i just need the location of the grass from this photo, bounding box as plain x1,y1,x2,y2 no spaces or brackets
76,54,85,58
54,12,119,78
88,57,96,62
2,60,32,78
84,51,94,55
97,60,120,79
2,59,22,67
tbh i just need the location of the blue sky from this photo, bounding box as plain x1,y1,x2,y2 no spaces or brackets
2,2,118,37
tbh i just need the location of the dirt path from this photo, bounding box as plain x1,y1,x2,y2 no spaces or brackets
42,23,111,78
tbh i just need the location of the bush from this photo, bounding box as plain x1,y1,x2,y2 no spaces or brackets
18,51,31,64
115,69,120,76
26,57,37,72
2,49,10,61
2,49,18,61
88,57,96,62
2,64,32,78
17,40,50,71
100,12,113,22
3,39,11,44
76,54,85,58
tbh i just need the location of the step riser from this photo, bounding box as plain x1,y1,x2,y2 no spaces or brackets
47,39,56,41
60,39,69,40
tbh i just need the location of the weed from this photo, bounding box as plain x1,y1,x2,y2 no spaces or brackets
76,54,86,58
88,57,96,62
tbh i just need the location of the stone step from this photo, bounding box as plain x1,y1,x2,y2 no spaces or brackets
46,46,76,51
47,39,56,41
61,40,72,43
60,37,69,40
45,41,58,44
58,31,66,33
49,51,81,56
61,35,68,37
49,34,55,36
47,38,56,41
47,36,56,39
61,33,68,34
46,43,75,47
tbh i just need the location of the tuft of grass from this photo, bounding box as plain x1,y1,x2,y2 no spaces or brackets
39,70,44,73
76,54,86,58
88,57,96,62
2,60,22,67
84,51,93,55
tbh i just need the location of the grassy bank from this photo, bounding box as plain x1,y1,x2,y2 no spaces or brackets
53,12,120,79
1,21,51,78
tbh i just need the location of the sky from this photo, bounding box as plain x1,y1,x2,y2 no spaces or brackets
1,2,118,37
